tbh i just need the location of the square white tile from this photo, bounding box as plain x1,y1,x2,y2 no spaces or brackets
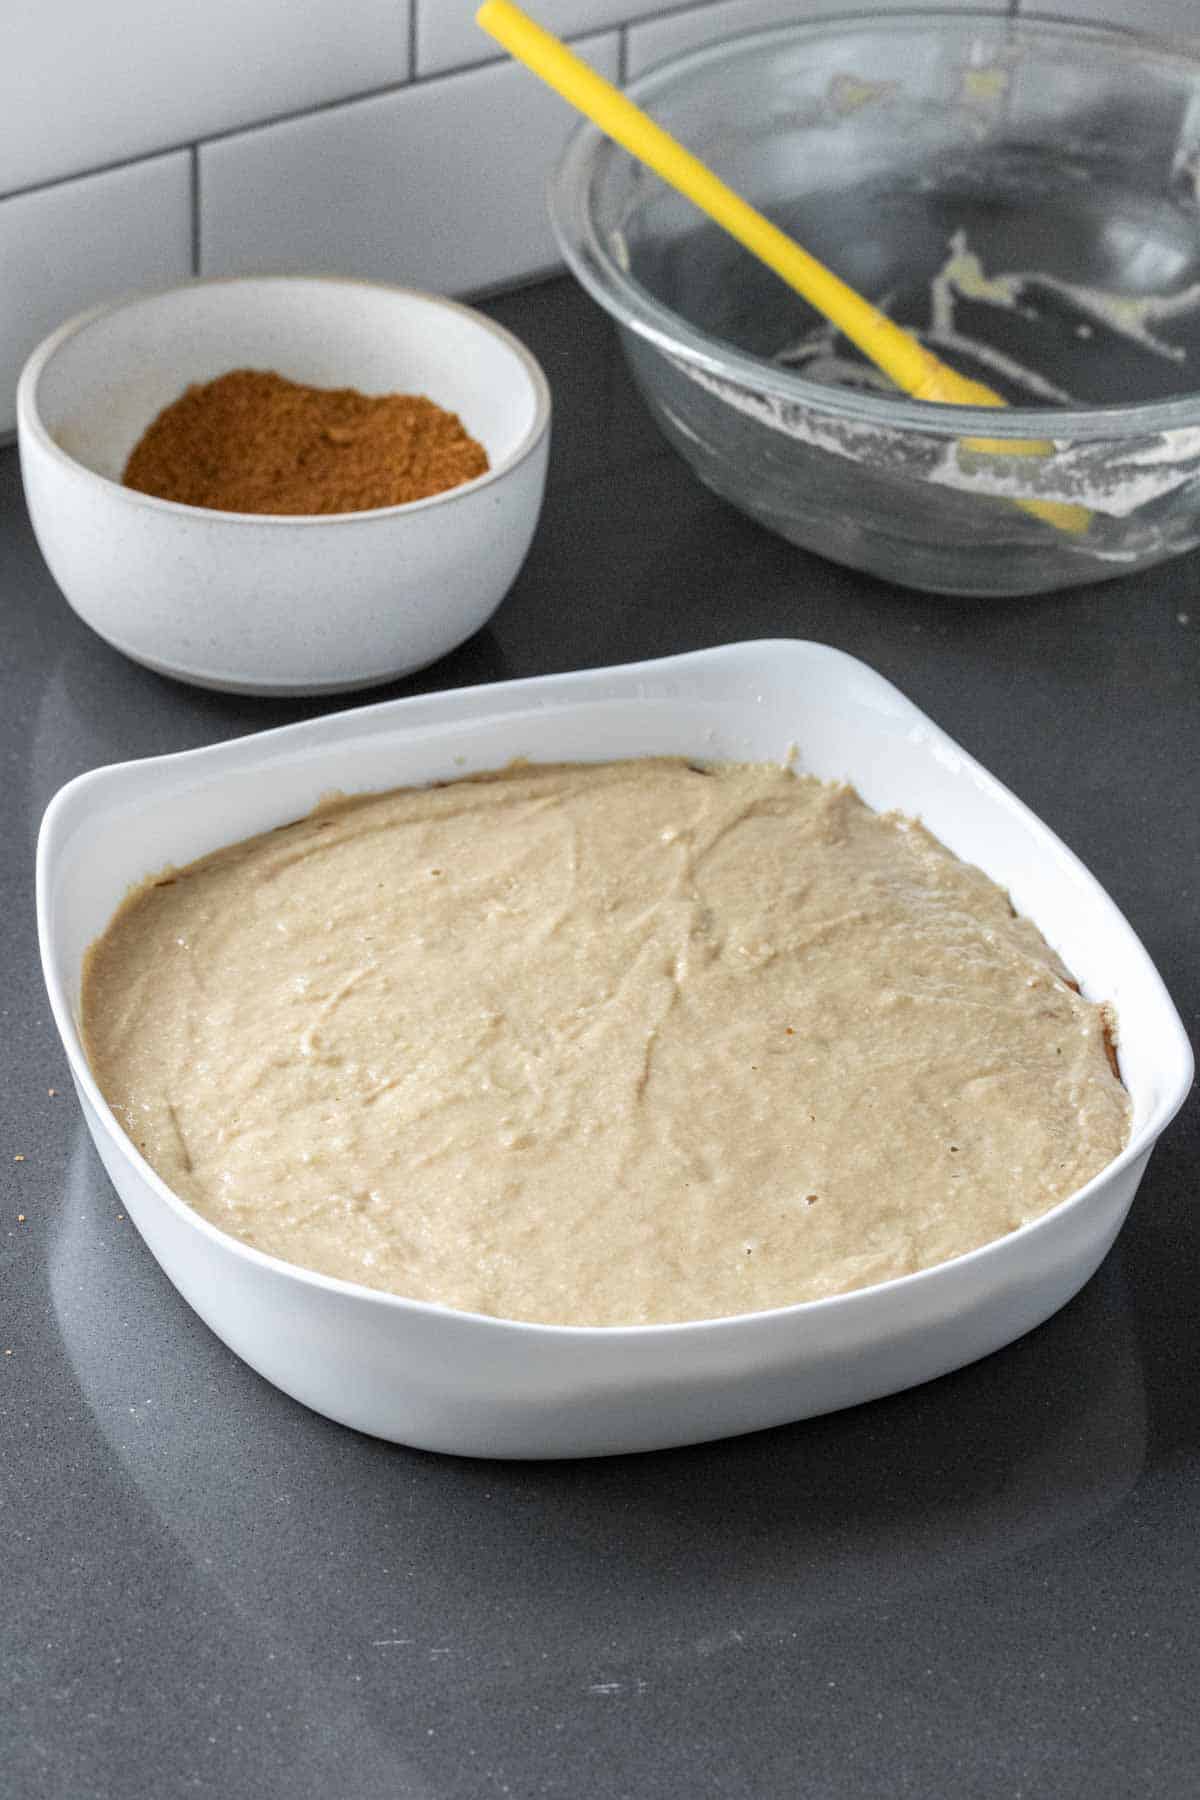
199,35,620,296
418,0,664,77
1,0,411,197
628,0,995,77
0,153,191,437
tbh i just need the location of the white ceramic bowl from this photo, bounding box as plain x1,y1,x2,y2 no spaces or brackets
37,642,1192,1458
17,275,551,695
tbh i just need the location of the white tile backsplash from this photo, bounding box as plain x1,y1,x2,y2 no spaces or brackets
2,0,1198,435
1,0,410,196
0,153,191,437
198,34,619,295
419,0,667,77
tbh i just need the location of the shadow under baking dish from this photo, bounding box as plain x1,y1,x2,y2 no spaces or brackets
36,641,1193,1457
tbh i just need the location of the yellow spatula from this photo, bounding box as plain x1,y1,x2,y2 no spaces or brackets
476,0,1088,536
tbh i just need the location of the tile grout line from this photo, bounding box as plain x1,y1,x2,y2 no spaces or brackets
0,76,414,206
0,18,627,211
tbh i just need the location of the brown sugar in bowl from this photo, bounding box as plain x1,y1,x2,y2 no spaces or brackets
17,275,550,696
122,370,491,515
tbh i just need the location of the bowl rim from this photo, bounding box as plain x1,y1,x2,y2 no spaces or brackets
37,639,1194,1343
15,271,553,525
549,6,1200,441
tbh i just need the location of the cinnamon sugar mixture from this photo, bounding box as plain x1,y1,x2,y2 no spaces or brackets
123,369,489,514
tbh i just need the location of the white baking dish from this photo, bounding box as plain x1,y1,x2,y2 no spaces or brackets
37,641,1192,1458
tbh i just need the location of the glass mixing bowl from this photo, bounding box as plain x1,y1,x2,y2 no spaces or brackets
550,10,1200,596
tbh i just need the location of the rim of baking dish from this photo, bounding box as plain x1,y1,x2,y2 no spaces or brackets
37,641,1194,1340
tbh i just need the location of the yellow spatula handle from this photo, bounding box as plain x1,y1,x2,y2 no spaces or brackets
477,0,1089,535
478,0,947,394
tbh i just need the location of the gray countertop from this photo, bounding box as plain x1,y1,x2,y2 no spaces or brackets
4,275,1197,1800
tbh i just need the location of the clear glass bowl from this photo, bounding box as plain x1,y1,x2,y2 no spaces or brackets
550,10,1200,596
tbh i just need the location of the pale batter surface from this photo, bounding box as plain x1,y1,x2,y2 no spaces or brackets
82,759,1131,1325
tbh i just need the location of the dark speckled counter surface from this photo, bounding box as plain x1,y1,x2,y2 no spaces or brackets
3,276,1197,1800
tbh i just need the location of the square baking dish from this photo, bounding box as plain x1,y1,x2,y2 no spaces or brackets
37,641,1192,1458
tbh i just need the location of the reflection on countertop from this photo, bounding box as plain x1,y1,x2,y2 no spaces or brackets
53,1123,1146,1662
